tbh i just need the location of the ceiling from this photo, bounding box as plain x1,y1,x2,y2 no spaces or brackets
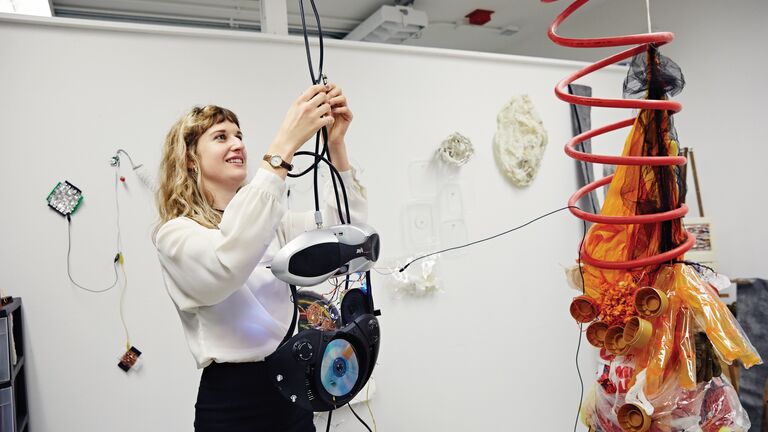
49,0,611,57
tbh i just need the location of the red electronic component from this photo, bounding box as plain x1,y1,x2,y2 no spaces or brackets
120,176,126,183
118,346,142,372
465,9,494,25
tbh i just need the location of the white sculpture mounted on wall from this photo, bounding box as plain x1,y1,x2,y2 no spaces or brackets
492,95,548,187
436,132,474,167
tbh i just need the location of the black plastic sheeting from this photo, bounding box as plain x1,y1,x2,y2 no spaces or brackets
736,279,768,431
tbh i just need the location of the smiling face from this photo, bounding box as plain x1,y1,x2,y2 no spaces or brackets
195,120,247,197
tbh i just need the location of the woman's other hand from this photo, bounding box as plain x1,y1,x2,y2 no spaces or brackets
271,84,335,156
325,83,352,148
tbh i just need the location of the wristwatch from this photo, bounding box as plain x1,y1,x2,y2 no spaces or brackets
263,154,294,171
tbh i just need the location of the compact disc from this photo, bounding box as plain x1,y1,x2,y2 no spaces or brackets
297,291,341,331
320,339,360,397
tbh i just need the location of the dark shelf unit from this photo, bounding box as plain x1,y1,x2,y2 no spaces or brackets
0,298,28,432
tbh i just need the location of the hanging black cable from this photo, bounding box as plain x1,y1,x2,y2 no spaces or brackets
347,403,373,432
308,0,324,76
304,0,345,222
293,150,350,224
294,0,328,214
291,0,350,228
297,0,322,84
288,5,370,429
399,206,582,272
313,132,322,211
573,215,587,432
325,409,333,432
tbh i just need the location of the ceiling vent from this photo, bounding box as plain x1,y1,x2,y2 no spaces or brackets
344,5,428,44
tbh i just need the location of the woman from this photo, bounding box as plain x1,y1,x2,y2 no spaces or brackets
154,83,367,432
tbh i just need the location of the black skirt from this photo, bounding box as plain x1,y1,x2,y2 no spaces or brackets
195,361,315,432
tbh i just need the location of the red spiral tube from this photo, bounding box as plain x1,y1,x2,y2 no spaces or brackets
545,0,695,270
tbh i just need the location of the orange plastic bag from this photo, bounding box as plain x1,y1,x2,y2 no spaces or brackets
581,109,686,294
655,265,762,368
638,286,696,396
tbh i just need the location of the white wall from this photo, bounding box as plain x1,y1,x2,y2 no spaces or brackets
1,13,628,432
509,0,768,279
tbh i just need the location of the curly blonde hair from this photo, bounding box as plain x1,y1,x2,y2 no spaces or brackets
156,105,240,229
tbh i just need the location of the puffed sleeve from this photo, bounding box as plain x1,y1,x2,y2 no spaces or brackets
155,169,287,310
278,168,368,244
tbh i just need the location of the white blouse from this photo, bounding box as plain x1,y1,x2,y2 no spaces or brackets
155,168,368,368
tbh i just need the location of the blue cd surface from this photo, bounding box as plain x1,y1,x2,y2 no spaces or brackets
320,339,359,397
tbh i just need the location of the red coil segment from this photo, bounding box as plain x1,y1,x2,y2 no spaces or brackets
545,0,695,270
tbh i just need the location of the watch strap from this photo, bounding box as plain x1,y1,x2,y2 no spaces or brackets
263,154,294,171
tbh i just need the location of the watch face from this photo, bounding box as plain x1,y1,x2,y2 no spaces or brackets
270,155,282,167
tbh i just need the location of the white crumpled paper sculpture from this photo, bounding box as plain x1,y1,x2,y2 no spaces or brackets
493,95,548,187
